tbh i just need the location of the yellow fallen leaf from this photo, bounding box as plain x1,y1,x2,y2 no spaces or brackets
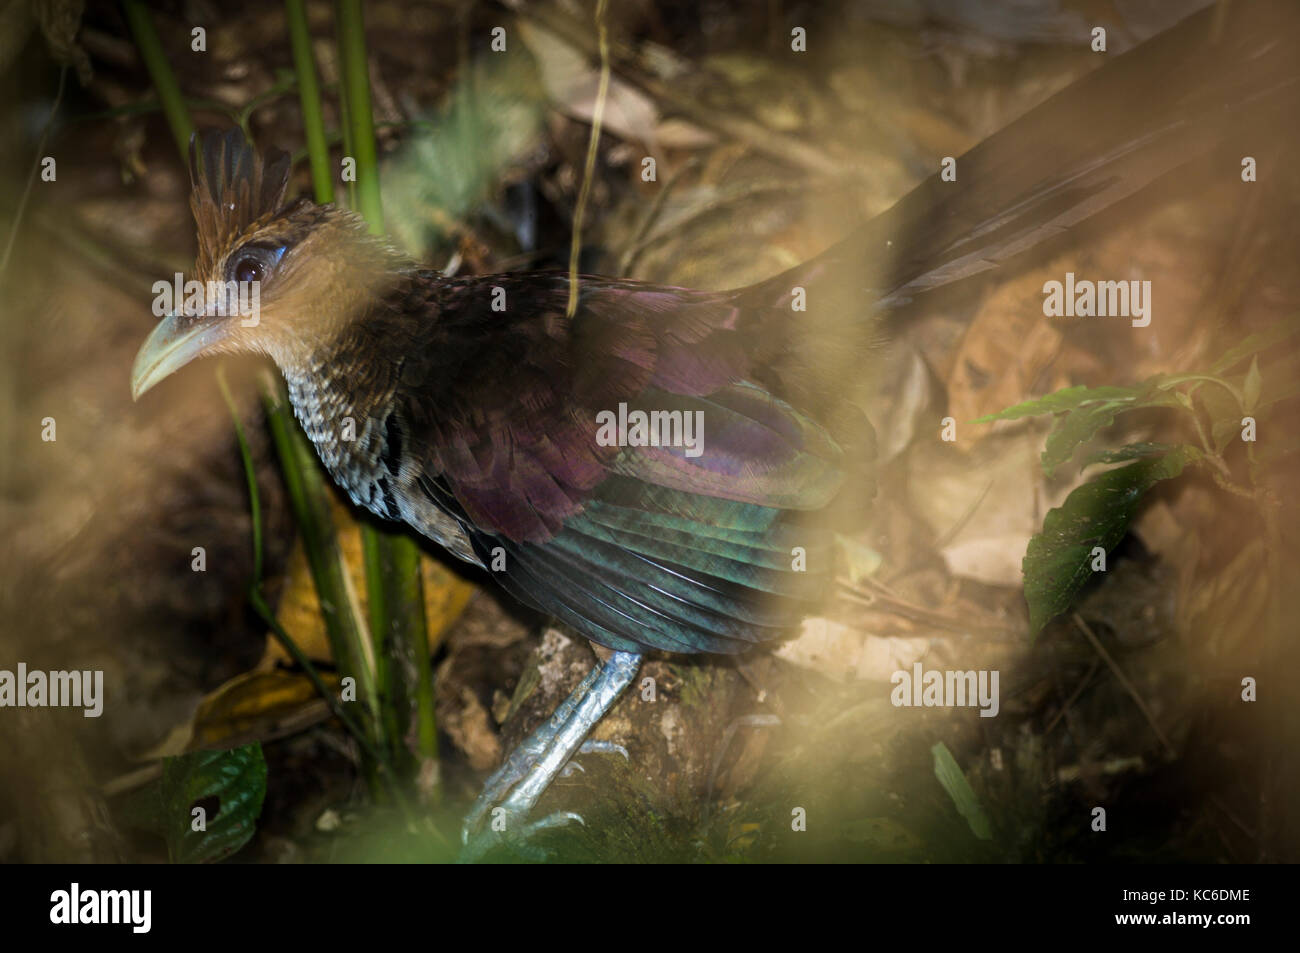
264,495,476,667
189,669,335,751
137,669,336,760
142,496,477,765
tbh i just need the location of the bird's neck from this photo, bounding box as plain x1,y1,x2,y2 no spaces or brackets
281,314,403,518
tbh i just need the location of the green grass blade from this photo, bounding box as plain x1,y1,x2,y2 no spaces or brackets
334,0,437,783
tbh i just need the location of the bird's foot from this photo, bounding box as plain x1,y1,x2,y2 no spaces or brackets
458,651,641,863
459,810,585,864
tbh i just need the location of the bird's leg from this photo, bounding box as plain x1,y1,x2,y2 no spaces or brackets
460,651,641,861
460,661,602,838
495,651,640,818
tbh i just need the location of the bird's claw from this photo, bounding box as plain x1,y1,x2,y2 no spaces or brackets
578,739,629,760
461,739,550,844
459,810,585,864
460,737,631,850
557,740,627,778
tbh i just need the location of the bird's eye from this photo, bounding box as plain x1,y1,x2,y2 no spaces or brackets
234,257,265,284
227,244,285,287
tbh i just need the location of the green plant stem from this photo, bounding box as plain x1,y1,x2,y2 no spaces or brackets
335,0,383,229
285,0,336,204
261,383,382,729
334,0,437,784
282,4,388,770
234,73,299,137
218,369,411,813
1180,389,1236,481
333,4,357,210
121,1,194,158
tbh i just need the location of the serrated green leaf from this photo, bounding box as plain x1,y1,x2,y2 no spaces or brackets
1242,357,1262,414
971,385,1144,424
1041,399,1132,477
1080,442,1177,469
1023,446,1202,634
974,382,1181,476
1042,390,1183,476
931,742,993,841
161,743,267,864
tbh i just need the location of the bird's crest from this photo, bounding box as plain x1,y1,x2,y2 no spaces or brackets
188,127,291,276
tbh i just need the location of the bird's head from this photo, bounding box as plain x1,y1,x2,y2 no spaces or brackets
131,127,404,400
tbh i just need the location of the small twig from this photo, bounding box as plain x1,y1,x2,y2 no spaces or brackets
837,578,1018,638
1210,793,1258,842
1071,613,1176,758
1057,755,1145,783
565,0,610,318
513,1,849,178
616,178,819,276
616,154,701,275
1044,657,1100,735
932,479,995,553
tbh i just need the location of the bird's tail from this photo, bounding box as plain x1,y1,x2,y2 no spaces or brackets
740,0,1300,325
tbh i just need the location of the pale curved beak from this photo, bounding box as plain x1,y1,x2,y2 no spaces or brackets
131,313,230,400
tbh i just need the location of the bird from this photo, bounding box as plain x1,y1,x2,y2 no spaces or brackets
131,2,1298,860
